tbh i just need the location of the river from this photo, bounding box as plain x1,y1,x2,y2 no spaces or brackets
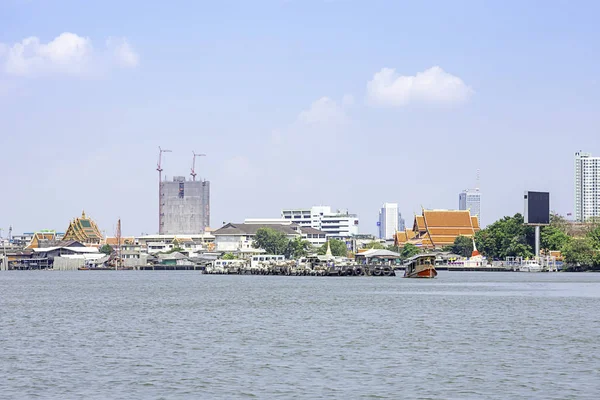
1,271,599,399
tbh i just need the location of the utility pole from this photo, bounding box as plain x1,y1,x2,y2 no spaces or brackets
157,147,172,233
190,151,206,181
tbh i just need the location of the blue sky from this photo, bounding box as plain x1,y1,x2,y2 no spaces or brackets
1,0,599,236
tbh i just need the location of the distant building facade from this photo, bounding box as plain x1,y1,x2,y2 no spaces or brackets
459,188,481,221
574,151,600,222
160,176,210,234
281,206,359,237
398,213,406,232
378,203,399,240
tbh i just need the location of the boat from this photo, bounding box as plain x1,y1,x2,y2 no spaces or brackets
518,259,543,272
403,254,438,278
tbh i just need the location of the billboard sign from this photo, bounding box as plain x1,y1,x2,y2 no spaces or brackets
524,191,550,225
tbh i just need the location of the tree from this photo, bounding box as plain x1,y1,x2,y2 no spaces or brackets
562,238,596,268
222,253,237,260
253,228,289,255
540,213,572,252
99,244,113,255
451,236,474,257
475,213,534,260
285,237,312,259
400,243,420,259
386,244,401,253
364,241,385,250
317,239,349,257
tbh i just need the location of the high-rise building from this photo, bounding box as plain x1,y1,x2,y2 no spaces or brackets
574,151,600,222
281,206,359,237
378,203,399,240
398,213,406,232
459,188,481,221
159,176,210,234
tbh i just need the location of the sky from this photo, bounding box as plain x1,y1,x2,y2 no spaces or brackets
1,0,599,237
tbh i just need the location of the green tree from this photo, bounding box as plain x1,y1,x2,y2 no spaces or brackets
317,239,349,257
451,236,474,257
364,241,385,250
386,244,401,253
166,247,184,254
285,237,312,259
475,213,534,260
99,244,113,255
222,253,237,260
562,238,596,268
253,228,290,255
587,225,600,249
400,243,420,259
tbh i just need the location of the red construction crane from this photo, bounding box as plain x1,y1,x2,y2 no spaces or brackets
191,151,206,181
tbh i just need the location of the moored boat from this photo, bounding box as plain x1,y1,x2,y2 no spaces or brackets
403,254,438,278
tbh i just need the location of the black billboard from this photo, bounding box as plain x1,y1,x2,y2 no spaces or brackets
524,191,550,225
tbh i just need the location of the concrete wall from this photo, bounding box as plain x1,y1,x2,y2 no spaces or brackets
53,257,85,270
160,177,210,234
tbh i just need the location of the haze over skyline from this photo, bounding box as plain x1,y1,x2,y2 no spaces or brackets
1,0,599,236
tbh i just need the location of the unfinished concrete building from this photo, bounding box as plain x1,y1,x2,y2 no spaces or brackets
159,176,210,235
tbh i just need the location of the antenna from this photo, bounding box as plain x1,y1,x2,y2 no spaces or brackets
157,146,172,233
191,151,206,181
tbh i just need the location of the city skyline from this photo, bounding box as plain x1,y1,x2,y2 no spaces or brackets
1,1,599,236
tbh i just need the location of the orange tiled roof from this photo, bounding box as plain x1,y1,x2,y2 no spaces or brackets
471,216,480,230
26,232,57,249
414,215,426,231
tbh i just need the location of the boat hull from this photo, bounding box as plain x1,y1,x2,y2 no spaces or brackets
404,267,437,279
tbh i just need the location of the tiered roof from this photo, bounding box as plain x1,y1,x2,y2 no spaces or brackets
62,211,103,245
395,209,480,249
26,231,57,249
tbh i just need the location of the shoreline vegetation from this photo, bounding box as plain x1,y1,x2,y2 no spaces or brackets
247,214,600,272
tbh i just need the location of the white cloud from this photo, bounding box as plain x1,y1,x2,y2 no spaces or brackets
297,96,347,125
106,37,139,68
1,32,139,77
366,66,474,107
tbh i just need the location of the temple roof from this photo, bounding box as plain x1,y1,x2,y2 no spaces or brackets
398,209,480,249
62,211,103,245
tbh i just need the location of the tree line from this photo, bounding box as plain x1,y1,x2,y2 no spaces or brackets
447,213,600,270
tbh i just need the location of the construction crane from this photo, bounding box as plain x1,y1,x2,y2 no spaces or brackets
190,151,206,181
157,146,172,183
157,146,172,233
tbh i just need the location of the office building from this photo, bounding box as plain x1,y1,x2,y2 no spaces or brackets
378,203,399,240
459,188,481,221
575,151,600,222
281,206,359,237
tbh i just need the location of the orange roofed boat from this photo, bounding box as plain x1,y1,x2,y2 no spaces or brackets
403,254,438,278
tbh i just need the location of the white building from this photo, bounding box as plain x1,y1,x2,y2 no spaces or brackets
281,206,359,237
575,151,600,222
212,223,301,253
459,188,481,221
378,203,399,240
243,219,328,248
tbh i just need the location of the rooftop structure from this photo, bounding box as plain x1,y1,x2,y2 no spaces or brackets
395,209,480,249
62,211,103,246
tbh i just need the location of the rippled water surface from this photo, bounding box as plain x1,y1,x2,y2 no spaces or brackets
1,271,600,399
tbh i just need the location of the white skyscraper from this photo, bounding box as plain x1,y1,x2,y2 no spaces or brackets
378,203,399,240
574,151,600,222
459,188,481,220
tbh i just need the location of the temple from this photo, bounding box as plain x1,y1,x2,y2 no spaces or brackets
395,209,480,249
62,211,103,246
25,231,58,249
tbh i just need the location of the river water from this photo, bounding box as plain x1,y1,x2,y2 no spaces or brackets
1,271,599,399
